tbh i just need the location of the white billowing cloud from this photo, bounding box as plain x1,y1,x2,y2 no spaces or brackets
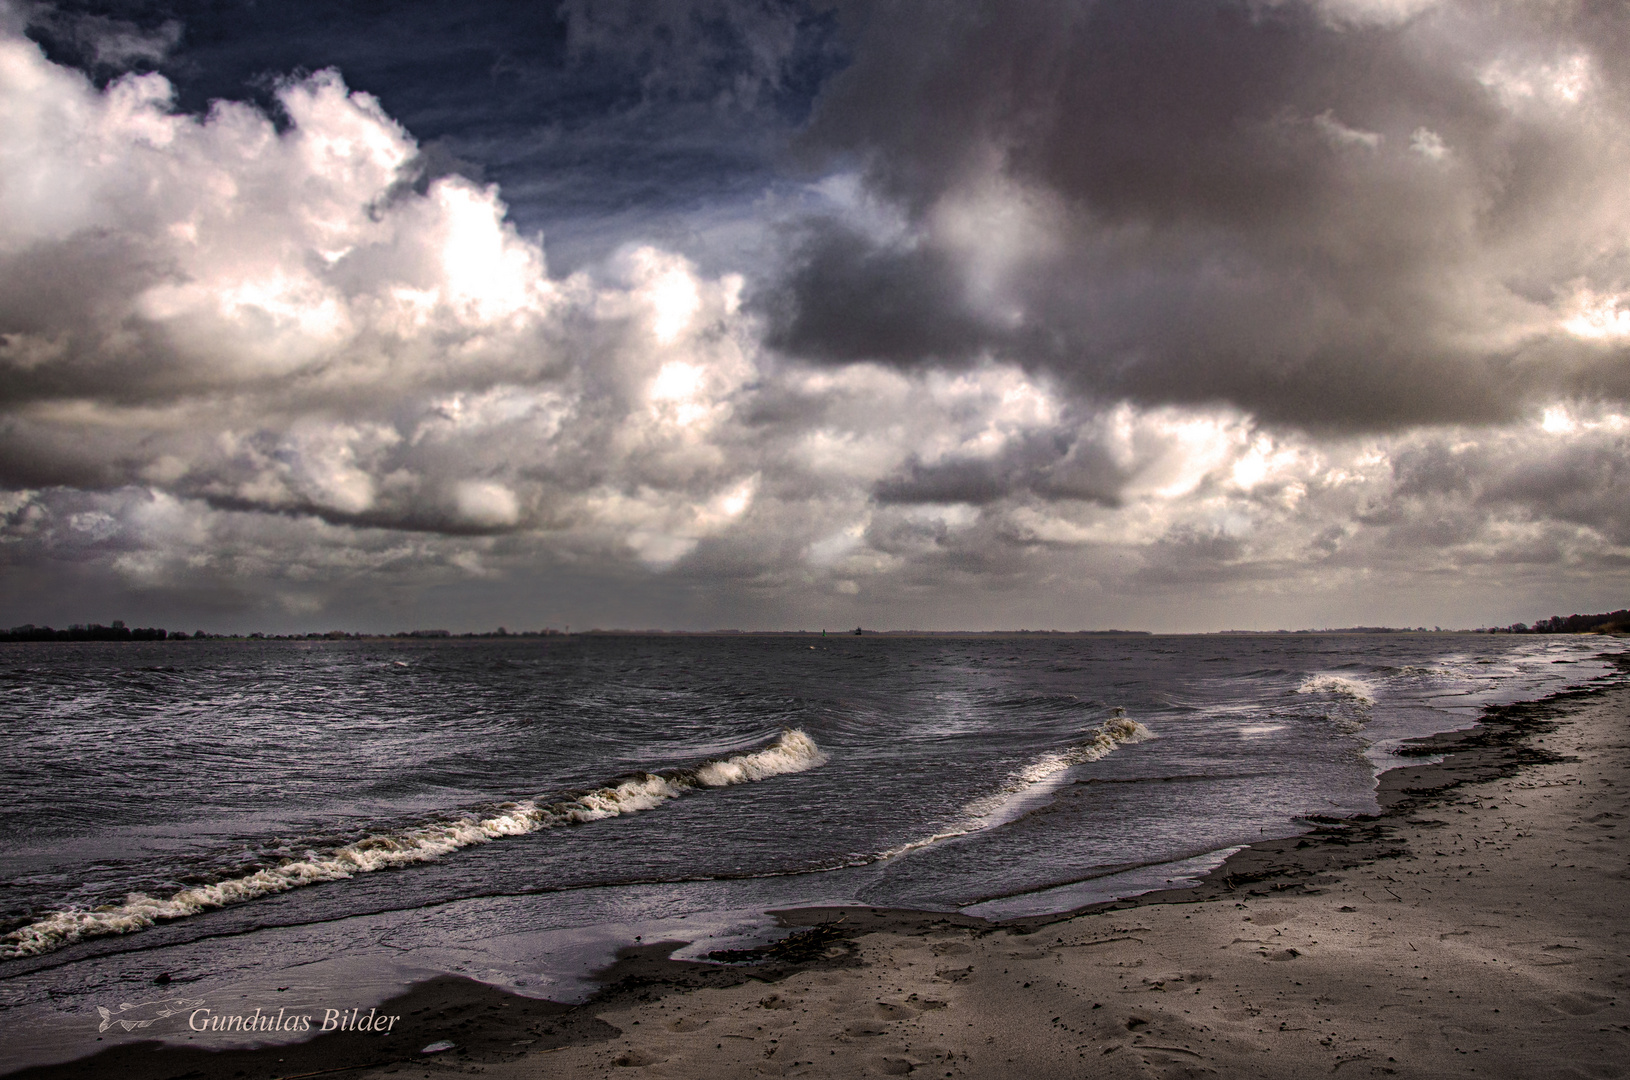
1108,408,1252,501
582,474,758,569
454,480,520,528
277,421,399,515
0,38,566,397
645,259,704,344
1479,52,1594,109
1562,288,1630,341
0,21,744,541
1312,110,1382,150
1409,127,1448,161
1306,0,1443,27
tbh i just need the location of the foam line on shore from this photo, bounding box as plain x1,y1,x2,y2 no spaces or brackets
0,730,828,961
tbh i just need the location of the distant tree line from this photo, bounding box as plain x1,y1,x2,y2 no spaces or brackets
1483,609,1630,634
3,616,1621,642
0,621,183,642
0,623,569,642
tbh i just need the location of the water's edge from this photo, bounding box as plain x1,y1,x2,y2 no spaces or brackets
7,668,1622,1079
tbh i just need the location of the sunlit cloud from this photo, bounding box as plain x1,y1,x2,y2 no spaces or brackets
1562,289,1630,340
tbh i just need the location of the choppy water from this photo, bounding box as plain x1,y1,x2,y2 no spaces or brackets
0,632,1622,1062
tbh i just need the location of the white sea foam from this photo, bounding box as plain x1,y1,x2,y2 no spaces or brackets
0,729,826,961
692,728,827,786
996,716,1151,793
1295,673,1376,705
881,714,1150,860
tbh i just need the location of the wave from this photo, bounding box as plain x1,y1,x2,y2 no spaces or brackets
880,714,1150,860
0,729,827,961
988,692,1102,711
1008,716,1151,785
1294,673,1375,705
1370,663,1454,678
1396,664,1457,678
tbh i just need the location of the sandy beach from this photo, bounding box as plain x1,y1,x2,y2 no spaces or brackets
10,679,1629,1080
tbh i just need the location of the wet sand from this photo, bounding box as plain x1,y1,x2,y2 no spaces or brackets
10,681,1629,1079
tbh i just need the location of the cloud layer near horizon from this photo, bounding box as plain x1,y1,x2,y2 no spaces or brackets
2,0,1628,631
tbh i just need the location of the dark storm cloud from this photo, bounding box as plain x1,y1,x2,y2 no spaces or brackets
873,425,1129,506
1483,446,1630,543
1131,527,1257,586
764,220,1004,364
21,3,177,69
0,234,199,409
1392,429,1630,545
765,0,1630,429
0,421,134,490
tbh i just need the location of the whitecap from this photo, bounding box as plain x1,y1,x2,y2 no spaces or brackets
0,729,827,960
1295,673,1376,705
880,714,1151,860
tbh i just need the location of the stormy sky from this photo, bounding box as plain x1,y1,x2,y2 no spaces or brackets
2,0,1628,632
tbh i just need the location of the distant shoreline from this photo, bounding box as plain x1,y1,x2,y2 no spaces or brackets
3,624,1624,643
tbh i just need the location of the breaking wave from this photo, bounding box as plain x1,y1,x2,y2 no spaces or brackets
880,714,1150,860
1295,673,1376,705
1293,673,1376,733
0,729,827,961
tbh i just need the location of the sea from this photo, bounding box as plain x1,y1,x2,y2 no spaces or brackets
0,632,1624,1067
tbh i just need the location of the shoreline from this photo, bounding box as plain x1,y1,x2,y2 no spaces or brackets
7,670,1627,1079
